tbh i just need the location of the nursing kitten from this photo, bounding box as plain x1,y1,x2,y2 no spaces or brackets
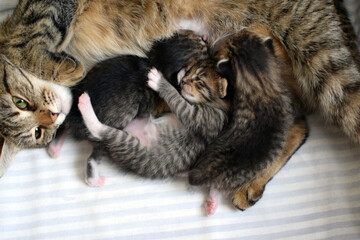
0,0,359,180
77,63,229,180
188,27,308,213
48,30,209,185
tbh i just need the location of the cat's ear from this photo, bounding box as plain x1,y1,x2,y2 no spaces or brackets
219,78,228,98
177,68,186,83
263,37,275,54
216,58,232,76
0,137,20,178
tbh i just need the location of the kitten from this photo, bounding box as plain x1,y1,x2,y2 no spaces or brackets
0,0,359,183
48,30,210,186
77,62,229,183
188,27,308,213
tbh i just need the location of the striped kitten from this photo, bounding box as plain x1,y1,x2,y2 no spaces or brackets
189,27,308,213
0,0,359,179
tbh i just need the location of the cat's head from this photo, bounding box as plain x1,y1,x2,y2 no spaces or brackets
177,59,228,104
0,56,72,177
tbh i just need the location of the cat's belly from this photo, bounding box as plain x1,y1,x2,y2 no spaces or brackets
123,114,182,149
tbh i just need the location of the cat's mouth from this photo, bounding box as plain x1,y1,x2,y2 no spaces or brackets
47,83,73,125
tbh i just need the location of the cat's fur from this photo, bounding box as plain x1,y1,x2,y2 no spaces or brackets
188,27,308,212
76,28,308,214
77,64,229,178
48,30,210,186
0,0,359,177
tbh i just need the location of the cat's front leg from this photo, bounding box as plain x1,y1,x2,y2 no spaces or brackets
147,68,164,91
148,68,196,123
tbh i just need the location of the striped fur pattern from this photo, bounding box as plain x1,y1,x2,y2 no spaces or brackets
344,0,360,47
188,29,304,209
78,66,229,179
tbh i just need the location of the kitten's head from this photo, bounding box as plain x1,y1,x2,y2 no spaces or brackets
177,59,228,105
0,56,72,177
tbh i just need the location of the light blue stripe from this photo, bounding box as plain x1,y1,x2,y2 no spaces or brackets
2,206,360,240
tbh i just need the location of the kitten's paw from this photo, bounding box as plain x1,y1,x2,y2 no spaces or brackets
148,68,162,91
78,93,104,139
86,176,106,187
78,93,92,116
205,199,218,216
232,181,265,211
47,141,62,158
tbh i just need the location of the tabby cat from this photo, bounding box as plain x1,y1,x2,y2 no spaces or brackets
0,0,359,178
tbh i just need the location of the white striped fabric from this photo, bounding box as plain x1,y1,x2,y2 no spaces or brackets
1,114,359,240
0,1,360,239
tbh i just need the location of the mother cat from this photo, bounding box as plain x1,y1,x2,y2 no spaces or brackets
0,0,359,176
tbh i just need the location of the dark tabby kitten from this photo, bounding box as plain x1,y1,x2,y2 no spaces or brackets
0,0,359,179
188,27,308,213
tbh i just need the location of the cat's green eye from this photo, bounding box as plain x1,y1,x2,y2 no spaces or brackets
12,97,29,110
34,127,42,140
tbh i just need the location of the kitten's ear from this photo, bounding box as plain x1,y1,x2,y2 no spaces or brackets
0,137,20,178
263,38,274,54
216,58,231,75
219,78,228,98
177,68,186,83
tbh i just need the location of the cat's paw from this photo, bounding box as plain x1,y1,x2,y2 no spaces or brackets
78,93,93,118
86,176,106,187
78,93,103,139
205,199,218,216
232,181,265,211
47,141,62,158
148,68,162,91
85,157,105,187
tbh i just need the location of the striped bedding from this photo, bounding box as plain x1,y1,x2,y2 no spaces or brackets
0,1,359,239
